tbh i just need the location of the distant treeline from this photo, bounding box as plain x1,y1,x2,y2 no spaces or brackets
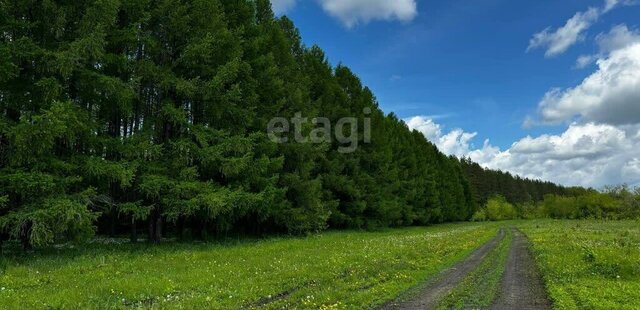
459,158,588,205
0,0,578,250
473,186,640,222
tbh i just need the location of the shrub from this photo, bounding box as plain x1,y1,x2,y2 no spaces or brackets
477,196,517,221
471,208,487,222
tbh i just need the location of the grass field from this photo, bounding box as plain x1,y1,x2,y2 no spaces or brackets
518,220,640,310
0,223,500,309
2,220,639,309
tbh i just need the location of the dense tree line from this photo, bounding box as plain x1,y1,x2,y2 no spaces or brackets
459,158,588,205
0,0,572,250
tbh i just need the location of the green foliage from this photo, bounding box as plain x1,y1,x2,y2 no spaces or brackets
536,189,637,220
460,157,573,206
0,0,574,249
470,208,487,222
473,187,640,221
0,197,97,247
473,196,517,221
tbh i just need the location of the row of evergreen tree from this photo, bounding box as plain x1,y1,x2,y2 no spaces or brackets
460,158,579,206
0,0,575,249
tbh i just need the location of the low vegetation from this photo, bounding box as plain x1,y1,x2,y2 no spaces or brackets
471,196,518,221
473,186,640,222
518,220,640,310
0,223,500,309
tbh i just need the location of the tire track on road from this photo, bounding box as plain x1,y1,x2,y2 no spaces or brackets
491,228,552,310
383,229,505,310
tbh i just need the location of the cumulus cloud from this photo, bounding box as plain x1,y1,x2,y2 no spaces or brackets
595,24,640,52
406,2,640,188
317,0,417,28
536,42,640,126
271,0,297,15
512,20,640,187
405,116,478,157
406,117,640,187
482,123,640,187
575,24,640,72
527,0,635,57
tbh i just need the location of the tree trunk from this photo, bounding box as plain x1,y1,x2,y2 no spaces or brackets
154,215,162,242
176,217,184,241
130,219,137,243
147,211,162,243
147,216,153,242
109,210,117,238
21,221,33,252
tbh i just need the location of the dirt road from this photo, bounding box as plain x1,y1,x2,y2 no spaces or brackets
491,229,552,310
384,227,552,310
383,229,505,309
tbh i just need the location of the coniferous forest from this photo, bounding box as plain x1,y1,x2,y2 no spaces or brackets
0,0,575,250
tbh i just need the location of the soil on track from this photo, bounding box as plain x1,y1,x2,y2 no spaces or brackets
491,228,552,310
382,229,505,310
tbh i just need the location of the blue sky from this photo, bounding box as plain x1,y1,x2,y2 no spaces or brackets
273,0,640,188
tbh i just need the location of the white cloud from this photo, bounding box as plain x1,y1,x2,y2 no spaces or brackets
623,158,640,183
510,21,640,187
527,7,599,57
405,116,478,157
595,24,640,52
481,123,640,187
271,0,297,15
406,117,640,187
604,0,637,12
527,0,636,57
406,3,640,188
604,0,622,12
317,0,417,28
575,54,596,68
536,42,640,125
575,24,639,70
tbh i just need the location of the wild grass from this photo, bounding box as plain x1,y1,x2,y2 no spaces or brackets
0,222,500,309
518,220,640,310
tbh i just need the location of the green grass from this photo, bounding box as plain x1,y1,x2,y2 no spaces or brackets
436,228,512,309
0,222,500,309
518,220,640,310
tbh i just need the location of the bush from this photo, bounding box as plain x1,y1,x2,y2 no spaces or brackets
535,188,640,220
474,196,517,221
471,208,487,222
